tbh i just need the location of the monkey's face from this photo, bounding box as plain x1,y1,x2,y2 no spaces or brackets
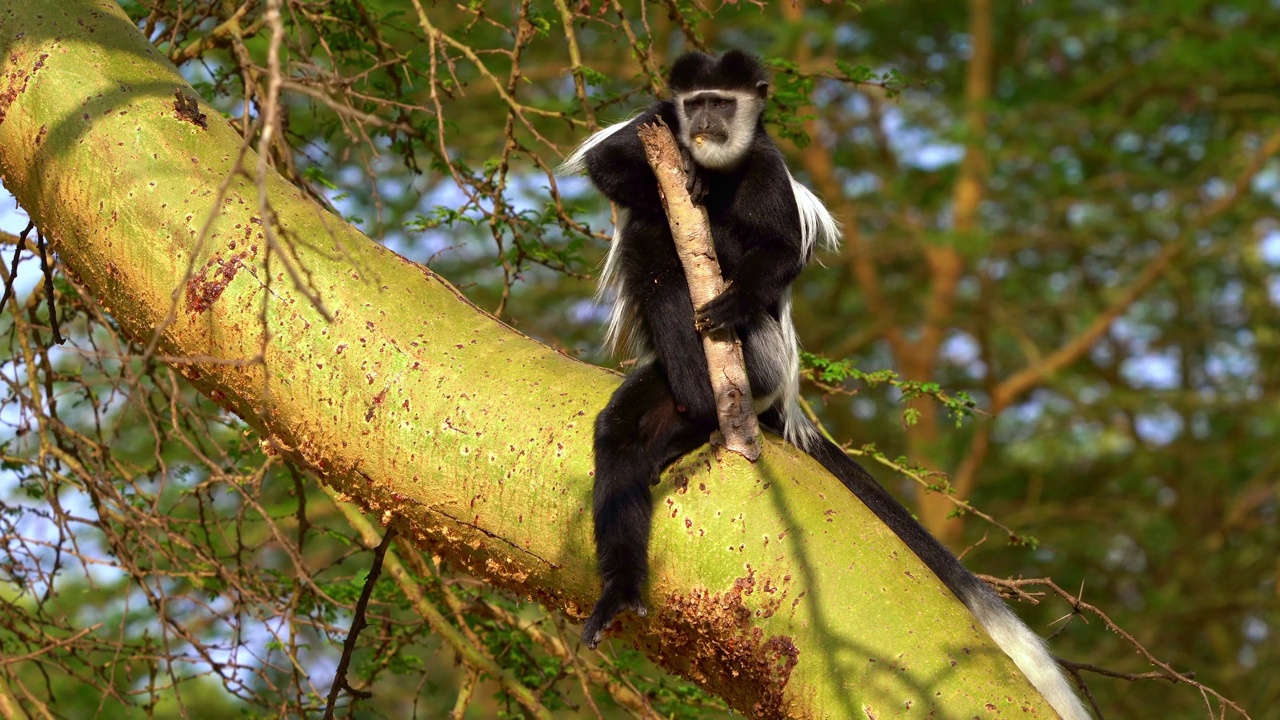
675,88,764,170
681,91,738,145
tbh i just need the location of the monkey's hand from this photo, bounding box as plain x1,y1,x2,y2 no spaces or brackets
694,282,750,334
680,145,709,205
581,582,647,650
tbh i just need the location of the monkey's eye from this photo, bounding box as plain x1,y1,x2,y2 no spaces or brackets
715,98,732,109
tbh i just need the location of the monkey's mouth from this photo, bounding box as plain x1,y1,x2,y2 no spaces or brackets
691,131,728,145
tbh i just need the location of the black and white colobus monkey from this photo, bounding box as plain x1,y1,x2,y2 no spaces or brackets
561,50,1088,720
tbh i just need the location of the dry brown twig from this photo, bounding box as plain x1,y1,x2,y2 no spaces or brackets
635,119,761,460
979,575,1254,720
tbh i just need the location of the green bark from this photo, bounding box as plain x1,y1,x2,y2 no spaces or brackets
0,1,1060,717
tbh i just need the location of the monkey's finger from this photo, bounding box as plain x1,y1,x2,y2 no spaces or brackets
695,315,723,334
685,170,699,196
696,294,725,316
681,147,697,175
581,614,608,649
694,307,711,329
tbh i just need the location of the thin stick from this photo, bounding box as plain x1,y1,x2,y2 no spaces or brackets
322,526,394,718
635,120,761,461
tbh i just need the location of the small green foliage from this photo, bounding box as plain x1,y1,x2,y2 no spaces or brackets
408,206,483,232
524,9,554,35
194,574,227,598
579,66,608,88
303,166,339,191
329,575,367,605
385,651,424,674
834,60,907,97
469,602,572,711
763,58,816,148
608,646,728,718
802,351,978,428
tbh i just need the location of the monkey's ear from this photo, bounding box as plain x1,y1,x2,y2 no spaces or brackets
755,80,769,99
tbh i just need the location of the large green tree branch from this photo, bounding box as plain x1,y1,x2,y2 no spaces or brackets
0,1,1060,717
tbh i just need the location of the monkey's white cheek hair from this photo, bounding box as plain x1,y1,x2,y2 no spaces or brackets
674,90,762,170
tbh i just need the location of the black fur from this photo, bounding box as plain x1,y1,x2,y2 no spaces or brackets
668,49,768,95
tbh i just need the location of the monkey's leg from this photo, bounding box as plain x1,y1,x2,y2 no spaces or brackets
584,364,711,648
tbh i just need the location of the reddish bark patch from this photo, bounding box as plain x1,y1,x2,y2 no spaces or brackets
641,568,801,719
365,387,388,422
185,249,250,313
0,52,47,128
173,89,207,128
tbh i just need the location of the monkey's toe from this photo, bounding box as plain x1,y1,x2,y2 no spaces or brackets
581,613,609,649
582,589,648,650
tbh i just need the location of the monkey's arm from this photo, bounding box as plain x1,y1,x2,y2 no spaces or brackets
621,213,719,420
694,168,805,333
583,104,681,216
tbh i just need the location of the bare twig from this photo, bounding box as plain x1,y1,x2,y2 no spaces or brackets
636,120,761,460
322,526,394,718
981,576,1253,720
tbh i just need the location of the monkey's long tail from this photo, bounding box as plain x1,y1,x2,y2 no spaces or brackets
804,435,1092,720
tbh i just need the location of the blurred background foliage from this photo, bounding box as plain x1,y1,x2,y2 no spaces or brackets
0,0,1275,717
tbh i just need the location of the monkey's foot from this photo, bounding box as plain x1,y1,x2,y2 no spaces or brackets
581,592,647,649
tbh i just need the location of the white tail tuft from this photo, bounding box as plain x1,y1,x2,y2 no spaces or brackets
960,583,1092,720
